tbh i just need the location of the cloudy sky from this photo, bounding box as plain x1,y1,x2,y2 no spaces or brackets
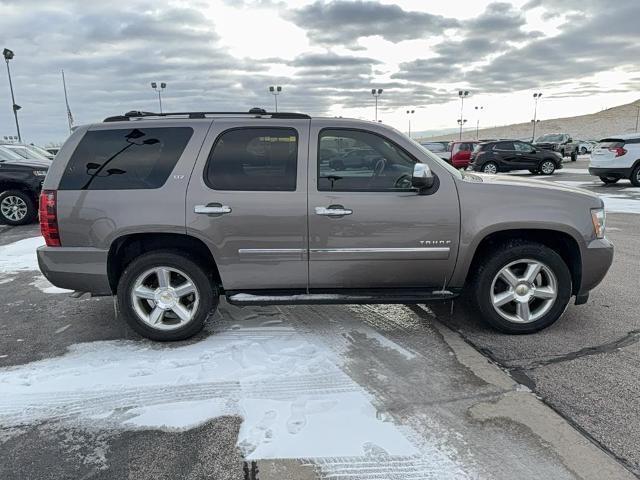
1,0,639,145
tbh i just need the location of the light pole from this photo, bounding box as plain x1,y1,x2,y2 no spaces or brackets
458,90,469,140
269,85,282,112
457,118,467,137
371,88,383,122
3,48,22,142
532,92,542,141
635,105,639,132
474,106,484,140
151,82,166,114
406,109,415,138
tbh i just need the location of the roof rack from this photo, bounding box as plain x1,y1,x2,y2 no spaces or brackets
103,108,311,122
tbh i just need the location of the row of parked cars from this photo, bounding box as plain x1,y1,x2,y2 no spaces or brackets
422,135,570,175
422,132,640,186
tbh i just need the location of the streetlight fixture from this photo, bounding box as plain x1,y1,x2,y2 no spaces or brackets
269,85,282,112
474,106,484,140
406,109,415,138
3,48,22,142
371,88,383,122
150,82,166,114
531,92,542,141
458,90,469,140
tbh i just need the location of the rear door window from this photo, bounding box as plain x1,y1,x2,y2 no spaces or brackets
205,128,298,191
493,142,515,151
59,127,193,190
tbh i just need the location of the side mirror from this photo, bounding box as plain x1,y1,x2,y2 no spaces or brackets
412,163,435,190
567,137,573,143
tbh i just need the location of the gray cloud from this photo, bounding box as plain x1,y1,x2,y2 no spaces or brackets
288,0,459,48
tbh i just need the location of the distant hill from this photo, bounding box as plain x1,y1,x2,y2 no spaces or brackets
417,99,640,143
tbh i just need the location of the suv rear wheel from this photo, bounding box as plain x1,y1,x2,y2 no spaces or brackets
0,190,37,225
631,165,640,187
471,241,571,333
539,160,556,175
599,176,620,184
117,250,217,341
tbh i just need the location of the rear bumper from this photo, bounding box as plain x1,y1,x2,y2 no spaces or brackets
578,237,614,296
588,167,631,178
37,246,112,295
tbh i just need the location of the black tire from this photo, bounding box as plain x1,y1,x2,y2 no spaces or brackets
470,240,572,334
570,151,577,162
580,147,587,155
482,162,498,174
117,250,217,341
599,176,619,184
539,159,556,175
0,190,37,225
631,165,640,187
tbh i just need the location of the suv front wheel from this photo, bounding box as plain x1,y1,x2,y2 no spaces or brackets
471,241,571,333
117,250,217,341
539,160,556,175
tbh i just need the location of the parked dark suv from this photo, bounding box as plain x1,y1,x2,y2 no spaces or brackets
469,140,563,175
0,145,49,225
37,110,612,341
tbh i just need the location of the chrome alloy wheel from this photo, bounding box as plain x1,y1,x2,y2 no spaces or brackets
482,163,497,174
490,259,558,324
1,195,28,221
541,161,555,174
131,267,199,330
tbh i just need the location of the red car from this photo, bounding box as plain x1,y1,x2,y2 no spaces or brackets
449,141,478,169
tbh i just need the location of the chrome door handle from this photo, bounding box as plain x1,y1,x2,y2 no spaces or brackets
315,206,353,216
194,204,232,215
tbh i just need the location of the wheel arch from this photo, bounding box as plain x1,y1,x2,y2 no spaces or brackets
462,229,582,296
107,232,222,294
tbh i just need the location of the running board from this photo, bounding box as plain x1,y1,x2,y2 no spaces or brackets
226,289,458,306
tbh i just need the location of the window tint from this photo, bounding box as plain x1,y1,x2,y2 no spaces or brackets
59,127,193,190
205,128,297,191
318,129,416,192
493,142,515,151
514,142,534,152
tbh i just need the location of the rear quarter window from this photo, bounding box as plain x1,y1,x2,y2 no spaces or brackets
58,127,193,190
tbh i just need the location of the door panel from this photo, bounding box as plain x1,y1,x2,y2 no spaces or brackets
307,121,460,289
186,119,310,290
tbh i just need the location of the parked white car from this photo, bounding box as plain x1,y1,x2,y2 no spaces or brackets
589,133,640,185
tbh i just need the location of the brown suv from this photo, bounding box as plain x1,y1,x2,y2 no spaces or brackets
37,110,613,340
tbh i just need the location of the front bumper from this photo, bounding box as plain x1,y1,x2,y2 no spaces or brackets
588,167,631,178
579,237,614,296
37,246,112,295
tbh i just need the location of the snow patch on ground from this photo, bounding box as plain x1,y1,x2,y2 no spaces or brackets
0,236,71,294
0,310,449,464
0,236,43,273
600,194,640,214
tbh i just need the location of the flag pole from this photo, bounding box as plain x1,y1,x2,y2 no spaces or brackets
62,69,73,134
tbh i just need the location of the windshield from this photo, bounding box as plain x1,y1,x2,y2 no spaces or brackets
536,134,564,143
410,138,462,179
6,145,49,160
27,144,54,158
0,145,24,161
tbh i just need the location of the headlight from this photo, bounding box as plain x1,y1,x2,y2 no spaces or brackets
33,170,48,176
591,208,606,239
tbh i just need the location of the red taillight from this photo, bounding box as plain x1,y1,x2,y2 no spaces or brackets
39,190,61,247
609,147,627,157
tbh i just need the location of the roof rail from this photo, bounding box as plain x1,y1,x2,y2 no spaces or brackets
103,108,311,122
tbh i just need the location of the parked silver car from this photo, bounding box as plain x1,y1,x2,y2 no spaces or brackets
38,110,613,340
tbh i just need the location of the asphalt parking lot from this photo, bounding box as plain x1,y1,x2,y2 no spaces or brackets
1,156,639,479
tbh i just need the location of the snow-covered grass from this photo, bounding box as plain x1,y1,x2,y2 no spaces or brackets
0,236,71,294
